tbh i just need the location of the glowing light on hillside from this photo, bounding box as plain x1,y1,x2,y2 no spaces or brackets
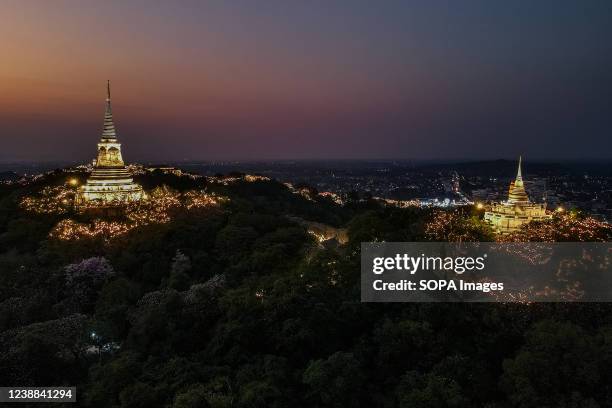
21,186,229,242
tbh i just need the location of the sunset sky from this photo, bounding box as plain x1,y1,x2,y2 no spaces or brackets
1,0,612,162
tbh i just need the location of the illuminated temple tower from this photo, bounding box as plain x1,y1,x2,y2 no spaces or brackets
76,81,144,206
484,157,551,234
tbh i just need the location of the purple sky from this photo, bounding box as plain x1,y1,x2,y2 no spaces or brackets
1,0,611,162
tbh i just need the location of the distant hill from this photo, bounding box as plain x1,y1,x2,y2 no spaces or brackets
418,160,568,178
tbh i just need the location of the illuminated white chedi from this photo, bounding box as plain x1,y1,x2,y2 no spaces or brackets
76,81,144,206
484,156,551,234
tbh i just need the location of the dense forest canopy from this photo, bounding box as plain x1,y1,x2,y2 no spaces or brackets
1,170,611,407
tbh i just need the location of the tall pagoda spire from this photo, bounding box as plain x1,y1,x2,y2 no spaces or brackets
507,156,529,204
515,155,523,185
102,80,117,140
76,81,144,207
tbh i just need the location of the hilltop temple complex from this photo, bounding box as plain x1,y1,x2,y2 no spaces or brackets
484,157,551,234
76,82,145,207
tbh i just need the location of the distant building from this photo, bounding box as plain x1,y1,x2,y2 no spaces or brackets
146,165,183,176
484,157,551,234
523,178,547,204
451,171,461,193
76,82,145,207
471,188,499,202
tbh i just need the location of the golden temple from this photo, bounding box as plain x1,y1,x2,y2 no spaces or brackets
484,157,551,234
76,81,144,207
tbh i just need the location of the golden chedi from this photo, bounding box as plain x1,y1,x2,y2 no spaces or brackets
484,157,551,234
76,81,144,207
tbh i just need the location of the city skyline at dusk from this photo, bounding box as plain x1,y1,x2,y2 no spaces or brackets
2,0,612,162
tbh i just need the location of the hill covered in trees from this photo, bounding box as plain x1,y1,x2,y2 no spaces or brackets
1,170,611,407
